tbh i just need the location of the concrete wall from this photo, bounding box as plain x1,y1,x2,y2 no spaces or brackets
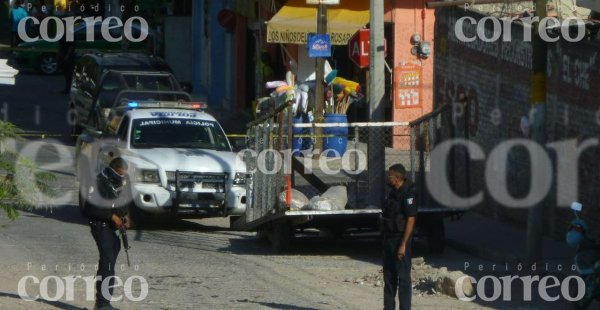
385,0,436,148
207,0,232,110
188,0,233,109
434,7,600,238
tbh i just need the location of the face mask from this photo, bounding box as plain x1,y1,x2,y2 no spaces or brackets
566,230,584,248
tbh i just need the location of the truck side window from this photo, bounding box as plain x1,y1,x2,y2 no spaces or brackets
97,72,123,108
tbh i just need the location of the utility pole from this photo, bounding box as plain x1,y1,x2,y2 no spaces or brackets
526,0,547,263
313,3,327,154
368,0,386,208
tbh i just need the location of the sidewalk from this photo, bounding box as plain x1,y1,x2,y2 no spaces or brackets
445,211,576,267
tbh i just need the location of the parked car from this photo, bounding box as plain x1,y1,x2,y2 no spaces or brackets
12,20,154,75
75,102,247,220
68,52,182,136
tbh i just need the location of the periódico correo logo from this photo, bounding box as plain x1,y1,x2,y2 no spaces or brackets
17,16,149,43
455,16,587,43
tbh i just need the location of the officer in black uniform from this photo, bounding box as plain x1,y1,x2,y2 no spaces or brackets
83,157,131,310
381,164,417,310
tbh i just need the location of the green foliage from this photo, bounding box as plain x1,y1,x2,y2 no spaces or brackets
0,121,22,141
0,121,57,221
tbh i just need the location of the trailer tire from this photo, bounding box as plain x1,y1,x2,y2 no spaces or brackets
256,228,270,243
422,213,446,255
229,216,241,230
270,222,293,253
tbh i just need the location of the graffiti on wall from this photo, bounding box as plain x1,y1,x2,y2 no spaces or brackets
547,43,600,109
442,78,480,137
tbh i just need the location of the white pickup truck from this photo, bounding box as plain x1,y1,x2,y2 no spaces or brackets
75,102,247,219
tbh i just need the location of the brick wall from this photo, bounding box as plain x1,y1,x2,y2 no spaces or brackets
434,7,600,239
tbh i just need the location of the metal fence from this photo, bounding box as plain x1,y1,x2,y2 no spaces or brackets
243,102,460,227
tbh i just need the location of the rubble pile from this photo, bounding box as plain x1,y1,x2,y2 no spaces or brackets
349,257,474,299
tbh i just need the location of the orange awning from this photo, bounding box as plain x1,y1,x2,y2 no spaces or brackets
266,0,370,45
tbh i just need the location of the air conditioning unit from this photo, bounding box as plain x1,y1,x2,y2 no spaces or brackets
577,0,600,12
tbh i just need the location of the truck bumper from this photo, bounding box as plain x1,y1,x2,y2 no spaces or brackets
132,184,246,217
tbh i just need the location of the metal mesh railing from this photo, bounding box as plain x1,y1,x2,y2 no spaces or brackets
243,102,458,225
244,102,293,223
288,122,413,210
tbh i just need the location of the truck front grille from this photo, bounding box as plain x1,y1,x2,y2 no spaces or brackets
168,171,227,192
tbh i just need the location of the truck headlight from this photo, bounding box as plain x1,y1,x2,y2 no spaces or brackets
135,169,160,183
233,172,247,185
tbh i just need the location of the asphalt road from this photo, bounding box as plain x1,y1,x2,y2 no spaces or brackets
0,62,578,310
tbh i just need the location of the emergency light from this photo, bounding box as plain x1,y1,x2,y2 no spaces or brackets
122,101,207,111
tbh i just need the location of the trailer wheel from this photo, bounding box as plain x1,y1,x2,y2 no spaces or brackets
270,221,293,253
256,228,270,243
421,213,446,255
229,216,241,230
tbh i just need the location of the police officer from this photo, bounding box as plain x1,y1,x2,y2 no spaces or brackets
381,164,417,310
83,157,131,310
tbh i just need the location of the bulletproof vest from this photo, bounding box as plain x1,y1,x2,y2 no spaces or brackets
381,184,412,234
84,170,129,218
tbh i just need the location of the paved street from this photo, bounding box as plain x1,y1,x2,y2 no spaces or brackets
0,62,577,310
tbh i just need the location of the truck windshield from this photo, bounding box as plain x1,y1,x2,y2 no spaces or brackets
122,74,175,91
130,118,231,151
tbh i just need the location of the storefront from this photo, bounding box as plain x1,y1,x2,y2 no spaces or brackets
263,0,372,122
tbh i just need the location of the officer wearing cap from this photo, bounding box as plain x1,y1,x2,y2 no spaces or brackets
83,157,131,310
381,163,417,310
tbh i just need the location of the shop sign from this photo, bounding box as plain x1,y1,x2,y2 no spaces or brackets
307,33,332,57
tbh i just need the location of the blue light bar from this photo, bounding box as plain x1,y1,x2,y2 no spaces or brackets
128,102,139,108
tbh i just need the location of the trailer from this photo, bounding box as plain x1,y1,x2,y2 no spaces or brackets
232,101,468,253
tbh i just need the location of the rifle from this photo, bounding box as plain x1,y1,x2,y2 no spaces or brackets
119,216,131,267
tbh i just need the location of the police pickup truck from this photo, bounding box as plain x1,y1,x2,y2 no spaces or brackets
76,101,247,219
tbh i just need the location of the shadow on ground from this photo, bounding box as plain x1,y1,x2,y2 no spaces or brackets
235,300,322,310
0,291,86,310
